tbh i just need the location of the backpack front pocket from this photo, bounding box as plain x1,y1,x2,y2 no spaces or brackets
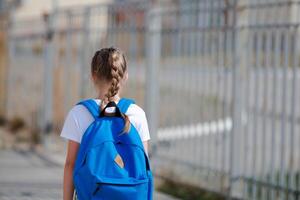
92,177,149,200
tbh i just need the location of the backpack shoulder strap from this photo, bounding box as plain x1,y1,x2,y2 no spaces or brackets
76,99,99,119
77,98,134,117
117,98,135,113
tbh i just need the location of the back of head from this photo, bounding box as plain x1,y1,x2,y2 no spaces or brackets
91,47,130,132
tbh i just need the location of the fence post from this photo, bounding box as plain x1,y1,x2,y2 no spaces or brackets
145,6,161,157
79,7,91,99
289,1,300,196
64,10,73,112
42,11,55,136
228,0,248,198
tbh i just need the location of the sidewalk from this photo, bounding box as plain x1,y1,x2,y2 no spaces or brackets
0,148,179,200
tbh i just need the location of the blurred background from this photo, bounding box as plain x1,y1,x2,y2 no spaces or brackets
0,0,300,199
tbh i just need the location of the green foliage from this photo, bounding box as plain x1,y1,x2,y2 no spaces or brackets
158,179,226,200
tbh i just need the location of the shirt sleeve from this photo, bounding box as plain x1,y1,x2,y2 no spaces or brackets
60,109,81,143
136,110,151,142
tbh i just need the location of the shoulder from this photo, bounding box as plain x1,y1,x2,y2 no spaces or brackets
68,104,90,117
66,102,96,125
60,104,91,143
71,98,101,116
126,103,146,117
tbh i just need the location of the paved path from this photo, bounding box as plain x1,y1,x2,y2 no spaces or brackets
0,149,178,200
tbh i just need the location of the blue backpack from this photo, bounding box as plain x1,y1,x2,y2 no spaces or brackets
73,98,153,200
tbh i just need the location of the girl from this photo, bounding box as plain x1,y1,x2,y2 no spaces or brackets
60,47,151,200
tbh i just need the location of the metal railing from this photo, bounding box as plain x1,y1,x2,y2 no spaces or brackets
7,0,300,199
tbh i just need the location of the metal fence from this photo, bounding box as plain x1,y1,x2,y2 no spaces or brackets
155,1,300,199
7,0,300,199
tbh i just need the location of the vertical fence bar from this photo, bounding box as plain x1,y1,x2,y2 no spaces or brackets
270,28,281,200
229,0,249,198
6,14,14,121
207,0,213,183
79,7,91,99
279,29,289,200
195,0,202,180
145,5,161,157
216,0,223,176
221,2,229,190
202,0,209,175
64,11,72,113
199,4,206,174
261,30,271,200
215,0,222,183
226,4,234,180
129,11,138,98
229,0,248,197
289,27,299,200
289,3,300,199
228,0,237,195
251,30,260,200
243,29,253,200
42,11,55,135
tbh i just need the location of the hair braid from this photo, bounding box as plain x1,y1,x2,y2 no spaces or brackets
100,49,122,109
91,47,131,133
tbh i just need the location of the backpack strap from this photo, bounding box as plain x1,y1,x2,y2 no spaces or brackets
117,98,135,113
77,99,100,119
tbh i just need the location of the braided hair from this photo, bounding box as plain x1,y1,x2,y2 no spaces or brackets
91,47,130,133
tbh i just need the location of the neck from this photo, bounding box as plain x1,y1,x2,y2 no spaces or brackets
97,94,120,102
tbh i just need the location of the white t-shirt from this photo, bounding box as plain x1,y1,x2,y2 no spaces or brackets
60,99,150,143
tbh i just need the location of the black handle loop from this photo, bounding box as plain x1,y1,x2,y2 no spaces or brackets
99,101,122,117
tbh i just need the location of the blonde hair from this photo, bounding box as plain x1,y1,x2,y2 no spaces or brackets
91,47,130,132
